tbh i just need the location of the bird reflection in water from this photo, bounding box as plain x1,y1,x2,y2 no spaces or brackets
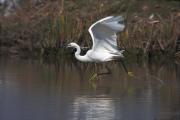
72,96,115,120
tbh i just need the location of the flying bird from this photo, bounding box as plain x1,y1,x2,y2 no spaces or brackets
67,16,125,63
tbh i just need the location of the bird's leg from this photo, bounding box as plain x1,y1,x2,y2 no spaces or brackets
94,63,98,73
89,64,111,81
118,59,133,76
119,59,128,73
89,63,99,81
97,65,111,76
105,65,111,74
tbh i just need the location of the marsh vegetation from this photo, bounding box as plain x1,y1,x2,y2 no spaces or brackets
0,0,179,61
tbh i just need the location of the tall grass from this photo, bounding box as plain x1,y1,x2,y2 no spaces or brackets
0,0,179,58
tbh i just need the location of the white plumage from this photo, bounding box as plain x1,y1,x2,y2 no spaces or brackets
67,16,125,62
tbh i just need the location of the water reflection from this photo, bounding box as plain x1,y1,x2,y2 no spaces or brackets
0,57,180,120
72,96,115,120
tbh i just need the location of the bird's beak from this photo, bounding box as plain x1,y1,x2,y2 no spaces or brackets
67,44,71,48
120,28,129,39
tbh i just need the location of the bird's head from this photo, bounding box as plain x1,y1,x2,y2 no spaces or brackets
67,42,78,48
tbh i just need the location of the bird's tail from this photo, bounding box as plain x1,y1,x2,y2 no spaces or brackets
115,50,125,55
111,50,125,58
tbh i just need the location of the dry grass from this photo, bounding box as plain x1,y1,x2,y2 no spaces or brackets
0,0,179,58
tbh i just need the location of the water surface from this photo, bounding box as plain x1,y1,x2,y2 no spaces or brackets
0,58,180,120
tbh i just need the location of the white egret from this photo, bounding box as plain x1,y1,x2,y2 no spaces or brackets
67,16,125,62
67,16,132,76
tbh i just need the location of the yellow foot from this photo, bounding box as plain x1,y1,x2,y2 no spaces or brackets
89,73,98,81
128,72,134,77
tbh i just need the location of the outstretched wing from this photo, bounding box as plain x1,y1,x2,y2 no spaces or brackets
88,16,125,53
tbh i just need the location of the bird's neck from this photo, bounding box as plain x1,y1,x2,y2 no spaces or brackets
74,45,81,58
73,44,89,62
